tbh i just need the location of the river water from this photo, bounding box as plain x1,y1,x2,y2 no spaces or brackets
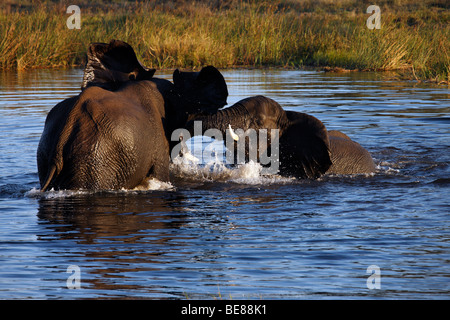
0,68,449,299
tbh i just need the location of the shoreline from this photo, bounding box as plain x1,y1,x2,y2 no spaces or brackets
5,64,446,86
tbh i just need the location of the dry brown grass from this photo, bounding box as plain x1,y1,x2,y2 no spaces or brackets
0,0,448,83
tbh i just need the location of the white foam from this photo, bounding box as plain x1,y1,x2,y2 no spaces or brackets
171,154,231,181
25,187,91,199
171,154,294,185
131,178,174,191
25,178,175,199
377,161,401,174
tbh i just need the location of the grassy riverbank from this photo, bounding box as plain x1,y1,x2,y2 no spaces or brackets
1,0,449,83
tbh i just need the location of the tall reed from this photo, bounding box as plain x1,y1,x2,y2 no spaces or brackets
0,0,448,83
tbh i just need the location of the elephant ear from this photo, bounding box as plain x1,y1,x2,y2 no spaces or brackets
81,39,156,90
279,111,332,179
173,66,228,114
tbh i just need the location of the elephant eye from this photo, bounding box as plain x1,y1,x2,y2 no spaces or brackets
129,74,136,80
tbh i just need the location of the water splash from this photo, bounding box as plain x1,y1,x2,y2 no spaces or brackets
24,178,174,199
25,187,91,199
131,178,174,191
377,161,401,174
171,153,294,185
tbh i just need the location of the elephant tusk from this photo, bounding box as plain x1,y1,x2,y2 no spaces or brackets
179,135,189,156
228,124,239,141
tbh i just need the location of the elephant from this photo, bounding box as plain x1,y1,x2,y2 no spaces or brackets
182,95,375,179
326,130,376,174
37,40,228,191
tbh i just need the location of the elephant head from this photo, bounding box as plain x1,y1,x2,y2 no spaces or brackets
183,95,333,179
279,110,332,179
81,39,156,90
173,65,228,114
164,65,228,147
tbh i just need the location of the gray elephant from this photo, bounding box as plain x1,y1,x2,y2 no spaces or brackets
37,40,228,191
183,95,375,178
326,130,376,175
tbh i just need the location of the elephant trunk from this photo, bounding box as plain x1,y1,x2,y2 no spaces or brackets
185,102,250,138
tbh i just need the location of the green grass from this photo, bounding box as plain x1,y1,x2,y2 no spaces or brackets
0,0,448,84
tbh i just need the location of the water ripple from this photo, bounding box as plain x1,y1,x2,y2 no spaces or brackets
0,69,449,299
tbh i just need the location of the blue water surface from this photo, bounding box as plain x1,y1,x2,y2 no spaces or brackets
0,69,449,299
